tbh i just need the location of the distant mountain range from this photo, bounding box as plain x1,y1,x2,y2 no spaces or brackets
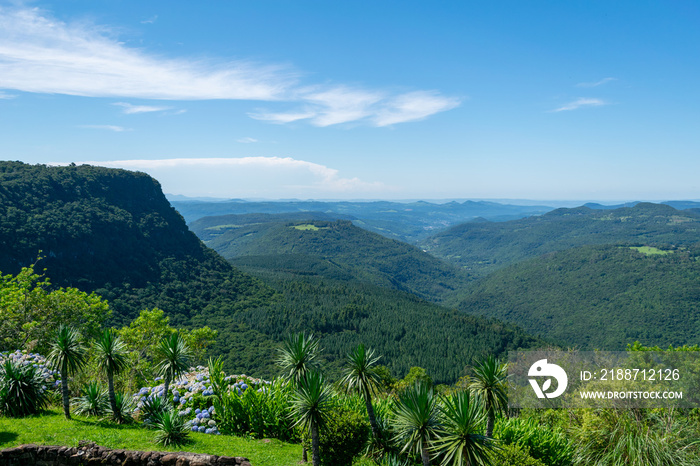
173,198,555,243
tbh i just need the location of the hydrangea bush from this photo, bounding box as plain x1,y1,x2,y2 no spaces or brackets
133,365,271,435
0,350,61,390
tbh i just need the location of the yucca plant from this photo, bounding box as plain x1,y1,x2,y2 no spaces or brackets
155,333,191,403
276,332,321,386
290,370,333,466
152,408,192,447
0,359,49,417
277,331,321,462
340,344,384,444
94,329,128,422
73,381,109,417
108,391,135,424
392,382,440,466
47,326,87,420
469,355,508,438
140,395,170,427
434,391,495,466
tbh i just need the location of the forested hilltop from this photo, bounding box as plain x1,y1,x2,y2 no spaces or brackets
422,202,700,277
0,162,544,383
190,214,471,304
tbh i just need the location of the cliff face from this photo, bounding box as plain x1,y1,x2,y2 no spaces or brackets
0,162,271,326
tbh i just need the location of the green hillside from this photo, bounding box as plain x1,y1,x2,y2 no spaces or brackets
190,215,471,303
457,244,700,349
423,202,700,277
215,267,547,384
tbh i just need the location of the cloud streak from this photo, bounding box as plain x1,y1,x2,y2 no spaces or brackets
0,5,459,127
79,125,131,132
576,77,616,88
552,98,607,112
113,102,172,114
55,157,390,197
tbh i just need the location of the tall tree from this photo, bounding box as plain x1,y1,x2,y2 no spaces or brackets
434,391,495,466
94,329,128,422
468,355,508,438
155,333,191,403
47,326,87,420
340,344,383,443
392,382,440,466
291,371,332,466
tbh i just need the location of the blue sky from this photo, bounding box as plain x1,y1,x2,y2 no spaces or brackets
1,1,699,201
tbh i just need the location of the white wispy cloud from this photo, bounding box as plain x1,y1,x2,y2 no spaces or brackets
55,157,390,197
576,77,616,88
0,91,16,99
79,125,131,132
141,15,158,25
251,87,460,127
237,137,258,143
373,91,461,126
552,98,607,112
0,5,459,127
113,102,171,114
0,6,293,100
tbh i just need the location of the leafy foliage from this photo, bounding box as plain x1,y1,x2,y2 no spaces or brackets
391,382,440,466
0,265,109,353
495,417,574,466
318,406,370,466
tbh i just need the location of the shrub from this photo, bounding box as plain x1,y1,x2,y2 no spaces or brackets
0,359,49,417
73,382,109,417
319,406,371,466
495,416,574,466
490,444,547,466
214,378,295,440
152,409,192,447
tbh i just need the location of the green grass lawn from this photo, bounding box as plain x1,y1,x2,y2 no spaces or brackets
0,410,302,466
629,246,674,255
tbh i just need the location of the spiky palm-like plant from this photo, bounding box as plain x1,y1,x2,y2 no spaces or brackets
94,329,129,422
392,382,440,466
340,344,383,443
291,371,333,466
47,326,87,420
155,333,191,404
434,391,495,466
0,359,49,417
469,356,508,438
276,332,320,386
277,331,321,463
153,408,191,447
73,381,109,417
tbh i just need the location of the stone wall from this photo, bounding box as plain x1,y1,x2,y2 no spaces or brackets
0,442,252,465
